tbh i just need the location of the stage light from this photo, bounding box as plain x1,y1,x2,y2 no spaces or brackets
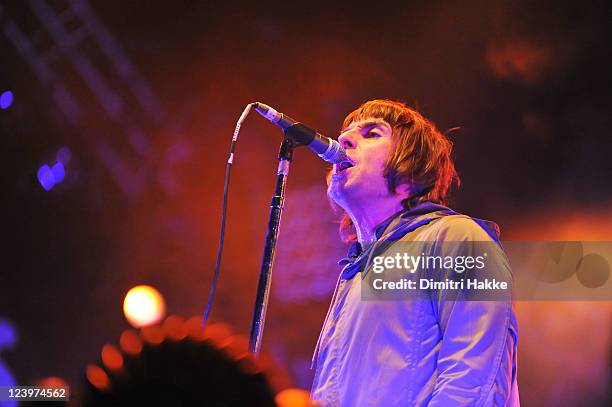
37,160,67,191
34,376,68,388
123,285,166,328
37,165,55,191
140,324,164,345
101,344,123,372
119,330,142,356
0,91,13,110
0,319,17,349
86,364,110,391
51,162,65,183
56,146,72,165
275,388,312,407
162,315,188,341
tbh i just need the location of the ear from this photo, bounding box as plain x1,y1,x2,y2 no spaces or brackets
395,183,413,200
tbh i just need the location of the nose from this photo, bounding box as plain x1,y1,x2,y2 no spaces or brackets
338,129,357,149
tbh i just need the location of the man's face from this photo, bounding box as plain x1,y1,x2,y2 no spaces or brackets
327,117,395,207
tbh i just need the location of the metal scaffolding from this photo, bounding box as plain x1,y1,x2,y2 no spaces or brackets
2,0,180,200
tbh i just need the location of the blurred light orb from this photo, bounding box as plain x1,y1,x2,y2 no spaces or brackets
275,388,312,407
56,146,72,165
51,162,65,183
34,376,68,387
0,91,13,109
0,319,18,349
123,285,166,328
86,364,110,391
37,162,66,191
37,165,55,191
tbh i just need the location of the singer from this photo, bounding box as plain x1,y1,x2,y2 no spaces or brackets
310,100,519,406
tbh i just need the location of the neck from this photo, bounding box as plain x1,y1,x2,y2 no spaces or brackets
344,198,405,249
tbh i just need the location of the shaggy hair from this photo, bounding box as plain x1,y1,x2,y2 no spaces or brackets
334,99,460,242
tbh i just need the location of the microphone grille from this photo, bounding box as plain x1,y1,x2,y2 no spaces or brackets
319,139,347,164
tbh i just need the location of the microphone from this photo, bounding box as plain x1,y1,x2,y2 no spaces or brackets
252,102,346,164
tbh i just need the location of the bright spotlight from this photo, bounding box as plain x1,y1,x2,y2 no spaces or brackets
123,285,166,328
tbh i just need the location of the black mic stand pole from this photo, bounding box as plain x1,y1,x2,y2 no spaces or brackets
249,136,295,355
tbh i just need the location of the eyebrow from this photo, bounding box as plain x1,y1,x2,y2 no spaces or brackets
341,119,391,134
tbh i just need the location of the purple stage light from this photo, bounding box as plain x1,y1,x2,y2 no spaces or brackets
0,91,13,110
0,319,18,407
51,162,65,183
37,165,55,191
0,320,17,349
56,146,72,165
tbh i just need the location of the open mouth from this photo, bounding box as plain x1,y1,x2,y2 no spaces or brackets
335,159,355,173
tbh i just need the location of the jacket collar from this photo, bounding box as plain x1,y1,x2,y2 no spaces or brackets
338,201,457,268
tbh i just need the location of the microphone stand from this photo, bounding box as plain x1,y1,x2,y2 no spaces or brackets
248,136,295,355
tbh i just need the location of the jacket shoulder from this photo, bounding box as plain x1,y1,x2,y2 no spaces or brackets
440,214,500,240
412,214,499,242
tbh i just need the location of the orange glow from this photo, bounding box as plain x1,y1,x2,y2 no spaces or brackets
123,285,166,328
185,316,206,340
163,315,188,341
34,376,68,387
484,39,552,83
101,344,124,371
275,388,313,407
86,364,110,391
119,330,143,355
219,335,249,360
201,322,233,346
141,324,165,345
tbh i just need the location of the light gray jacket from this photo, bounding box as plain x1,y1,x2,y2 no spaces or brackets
310,203,519,406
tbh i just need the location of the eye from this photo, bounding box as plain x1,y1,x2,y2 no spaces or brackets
365,130,381,138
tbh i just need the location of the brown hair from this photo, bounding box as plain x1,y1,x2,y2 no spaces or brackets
334,99,460,242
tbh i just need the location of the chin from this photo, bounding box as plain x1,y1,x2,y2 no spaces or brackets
327,184,355,211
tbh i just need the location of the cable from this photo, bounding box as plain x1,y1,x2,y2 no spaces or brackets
202,103,254,327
